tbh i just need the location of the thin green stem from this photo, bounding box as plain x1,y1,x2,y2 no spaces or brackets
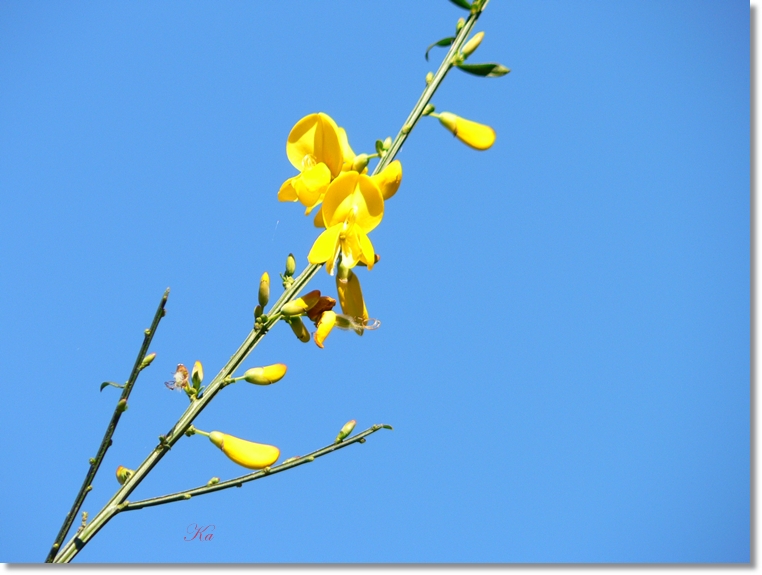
120,425,390,512
53,2,488,562
45,288,169,563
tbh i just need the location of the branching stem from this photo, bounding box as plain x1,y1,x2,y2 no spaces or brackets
51,1,487,562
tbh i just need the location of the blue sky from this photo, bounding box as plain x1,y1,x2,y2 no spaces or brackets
0,0,749,563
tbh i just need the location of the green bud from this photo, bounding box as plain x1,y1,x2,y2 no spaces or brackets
139,352,156,370
383,137,392,149
335,419,357,444
207,477,220,486
287,316,311,343
352,154,370,173
425,71,434,85
116,399,128,413
456,17,466,31
254,304,263,319
192,361,204,390
285,253,296,276
423,103,436,116
258,272,270,308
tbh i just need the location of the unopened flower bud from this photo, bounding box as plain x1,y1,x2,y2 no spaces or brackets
116,466,134,485
287,317,311,343
352,153,370,173
456,17,465,32
243,363,288,385
285,253,296,276
116,399,128,413
207,477,220,486
281,290,321,316
254,304,263,319
461,31,484,57
139,352,156,370
314,311,337,348
437,111,496,150
425,71,434,85
335,419,357,444
192,360,204,390
207,431,280,470
258,272,270,308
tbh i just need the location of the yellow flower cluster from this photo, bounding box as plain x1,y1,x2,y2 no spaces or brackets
278,113,402,347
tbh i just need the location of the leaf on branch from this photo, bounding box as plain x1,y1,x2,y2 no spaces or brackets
425,37,455,61
381,424,394,430
100,381,125,392
456,62,510,77
448,0,472,10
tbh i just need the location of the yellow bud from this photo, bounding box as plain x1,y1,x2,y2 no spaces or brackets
461,31,484,57
335,419,357,443
437,111,496,151
425,71,434,85
116,466,134,485
139,352,156,370
287,316,311,342
285,253,296,276
208,431,280,470
243,363,288,385
192,361,203,389
258,272,270,308
281,290,321,316
370,160,403,201
314,311,337,348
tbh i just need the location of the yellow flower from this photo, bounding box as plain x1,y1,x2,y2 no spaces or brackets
278,113,344,213
307,172,384,274
313,161,401,228
437,111,496,150
314,310,337,348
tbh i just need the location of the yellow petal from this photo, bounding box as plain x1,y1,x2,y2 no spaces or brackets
337,127,356,168
371,160,403,200
356,231,376,270
308,224,342,266
209,432,280,470
354,174,384,232
314,310,337,348
313,205,326,228
292,163,331,210
286,113,343,176
438,112,496,151
336,269,367,336
278,177,298,202
322,171,359,227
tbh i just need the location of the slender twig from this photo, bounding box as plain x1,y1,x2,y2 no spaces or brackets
120,425,391,512
52,3,487,562
45,288,170,562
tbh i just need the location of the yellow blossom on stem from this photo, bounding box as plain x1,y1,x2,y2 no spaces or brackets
314,310,337,348
278,113,344,213
307,172,384,274
336,267,368,335
206,431,280,470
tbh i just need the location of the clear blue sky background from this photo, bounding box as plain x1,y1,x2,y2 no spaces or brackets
0,0,749,564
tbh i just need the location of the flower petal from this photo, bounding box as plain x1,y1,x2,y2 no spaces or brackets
354,174,384,232
293,162,331,210
308,224,342,266
286,113,343,177
337,127,356,168
336,269,368,336
371,160,403,200
322,171,358,226
355,231,376,270
313,205,326,228
278,177,298,202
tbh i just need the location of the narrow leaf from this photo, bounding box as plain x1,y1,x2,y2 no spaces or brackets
425,37,455,61
456,62,510,77
100,381,125,392
382,424,394,430
448,0,472,10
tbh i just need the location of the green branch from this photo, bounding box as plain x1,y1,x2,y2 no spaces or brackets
45,288,169,563
120,425,392,512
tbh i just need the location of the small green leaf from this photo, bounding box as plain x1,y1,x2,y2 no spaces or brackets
456,62,510,77
382,424,394,430
375,139,385,155
448,0,472,10
100,381,125,392
425,37,455,61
